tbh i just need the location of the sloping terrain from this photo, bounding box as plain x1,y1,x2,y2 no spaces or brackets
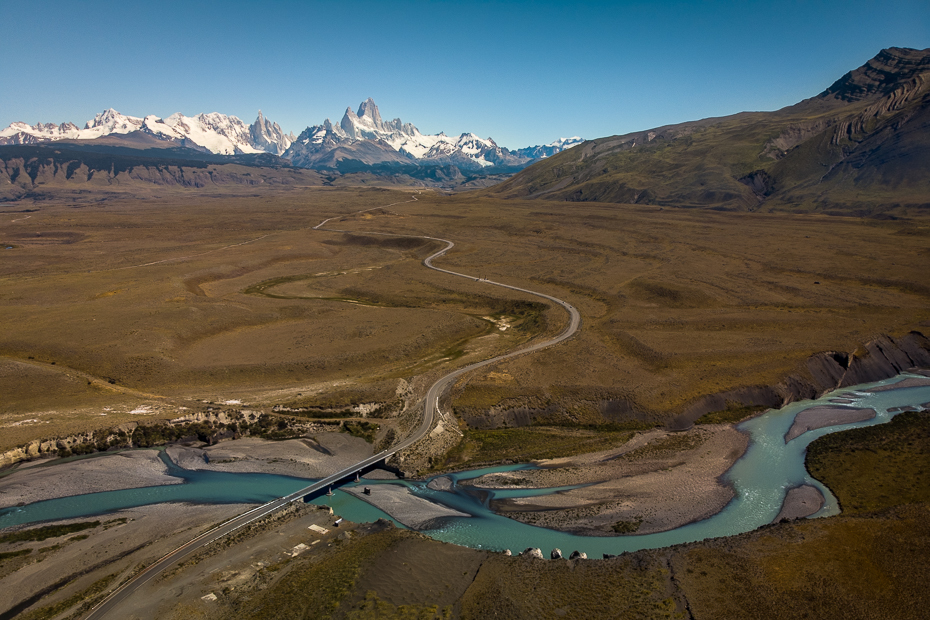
491,47,930,215
0,144,322,202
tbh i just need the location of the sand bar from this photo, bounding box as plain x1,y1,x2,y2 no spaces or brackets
466,425,749,535
0,450,181,508
165,433,373,479
785,406,876,442
773,485,824,522
865,377,930,392
344,484,469,529
426,475,454,491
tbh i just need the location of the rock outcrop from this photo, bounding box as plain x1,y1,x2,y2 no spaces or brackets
671,331,930,428
839,334,930,386
550,548,563,560
519,547,544,559
569,550,588,560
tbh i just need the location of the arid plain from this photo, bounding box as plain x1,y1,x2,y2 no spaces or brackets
2,183,930,619
2,186,928,451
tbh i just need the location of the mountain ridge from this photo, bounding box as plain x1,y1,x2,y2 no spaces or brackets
0,100,583,173
283,97,582,171
0,109,295,157
489,47,930,215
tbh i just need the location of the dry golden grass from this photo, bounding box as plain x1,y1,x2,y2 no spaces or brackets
1,185,928,451
807,411,930,514
673,505,930,620
399,194,929,425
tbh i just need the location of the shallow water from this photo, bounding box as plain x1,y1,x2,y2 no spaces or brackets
2,374,929,557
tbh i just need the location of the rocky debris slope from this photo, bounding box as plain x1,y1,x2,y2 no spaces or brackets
672,331,930,428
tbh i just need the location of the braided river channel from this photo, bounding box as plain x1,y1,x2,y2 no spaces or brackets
2,373,929,557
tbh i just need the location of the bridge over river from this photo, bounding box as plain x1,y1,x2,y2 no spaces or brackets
84,199,580,619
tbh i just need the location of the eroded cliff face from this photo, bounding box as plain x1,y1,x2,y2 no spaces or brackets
673,331,930,427
0,155,302,196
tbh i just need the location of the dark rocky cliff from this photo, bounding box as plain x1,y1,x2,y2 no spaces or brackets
672,331,930,428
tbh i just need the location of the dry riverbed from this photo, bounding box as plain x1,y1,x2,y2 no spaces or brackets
0,450,181,508
166,433,374,479
462,425,748,536
0,432,373,511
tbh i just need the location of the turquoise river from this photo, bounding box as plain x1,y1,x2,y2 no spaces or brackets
1,374,929,558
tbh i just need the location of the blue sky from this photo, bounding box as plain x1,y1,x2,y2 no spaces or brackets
2,0,928,148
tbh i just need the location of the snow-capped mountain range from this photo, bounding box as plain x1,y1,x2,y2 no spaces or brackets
286,98,583,170
0,100,582,171
0,109,294,156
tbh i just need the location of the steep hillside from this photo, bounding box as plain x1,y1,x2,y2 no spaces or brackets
490,47,930,215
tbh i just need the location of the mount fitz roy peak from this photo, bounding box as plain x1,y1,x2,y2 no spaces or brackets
285,97,583,170
0,99,582,169
0,109,295,156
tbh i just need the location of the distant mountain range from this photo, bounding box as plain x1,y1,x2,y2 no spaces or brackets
0,109,295,156
6,48,926,213
0,100,582,173
491,47,930,215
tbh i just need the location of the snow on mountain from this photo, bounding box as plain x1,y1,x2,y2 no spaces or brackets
285,98,542,170
250,111,295,156
83,109,145,137
141,112,264,155
0,109,292,155
0,109,144,144
1,101,583,170
515,136,585,160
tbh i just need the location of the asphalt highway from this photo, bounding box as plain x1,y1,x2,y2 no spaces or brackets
84,197,580,618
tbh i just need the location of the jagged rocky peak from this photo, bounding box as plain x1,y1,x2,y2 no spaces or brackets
283,96,584,171
0,107,294,155
250,110,293,155
85,108,141,130
356,97,383,127
820,47,930,102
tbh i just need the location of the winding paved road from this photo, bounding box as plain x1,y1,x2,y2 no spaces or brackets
84,197,580,619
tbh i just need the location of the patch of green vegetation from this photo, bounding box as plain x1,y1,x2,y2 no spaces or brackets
234,528,406,619
676,504,930,620
346,591,452,620
0,548,32,561
806,411,930,514
375,427,398,452
459,552,684,619
0,521,99,545
55,415,276,456
343,421,380,444
611,518,643,534
440,426,633,469
695,403,768,425
17,572,118,620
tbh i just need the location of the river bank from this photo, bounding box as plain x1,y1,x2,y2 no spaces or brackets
464,424,748,535
0,450,181,509
0,432,372,511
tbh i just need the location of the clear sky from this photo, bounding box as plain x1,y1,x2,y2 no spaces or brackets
2,0,928,149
